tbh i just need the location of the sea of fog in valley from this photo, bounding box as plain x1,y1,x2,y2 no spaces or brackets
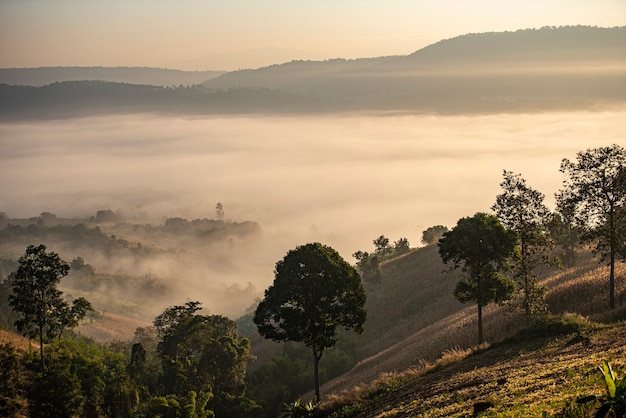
1,110,625,316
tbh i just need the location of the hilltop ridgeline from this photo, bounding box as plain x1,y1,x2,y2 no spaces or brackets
1,26,625,119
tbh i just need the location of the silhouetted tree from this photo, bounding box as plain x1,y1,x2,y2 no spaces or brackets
393,237,411,256
421,225,449,245
8,244,75,373
438,213,517,344
254,243,366,401
559,144,626,309
216,202,225,220
353,250,382,284
373,235,392,261
492,170,555,320
55,296,93,340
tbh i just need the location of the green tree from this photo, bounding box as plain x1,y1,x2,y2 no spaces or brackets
559,144,626,310
393,237,411,256
352,250,381,284
254,242,366,401
552,190,582,268
153,301,256,414
27,361,85,418
492,170,555,320
56,296,94,340
8,244,91,373
0,343,25,417
421,225,449,245
373,235,393,261
438,213,517,344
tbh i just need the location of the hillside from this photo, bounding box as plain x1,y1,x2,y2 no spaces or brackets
322,318,626,417
1,26,624,120
203,26,626,110
298,245,626,407
2,234,625,416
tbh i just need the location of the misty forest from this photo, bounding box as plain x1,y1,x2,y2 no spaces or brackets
1,26,626,418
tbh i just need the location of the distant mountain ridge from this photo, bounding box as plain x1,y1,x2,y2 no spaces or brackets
0,66,224,87
403,26,626,66
1,26,624,119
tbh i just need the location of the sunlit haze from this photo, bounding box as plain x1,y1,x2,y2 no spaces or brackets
1,0,624,70
2,111,625,316
0,2,625,317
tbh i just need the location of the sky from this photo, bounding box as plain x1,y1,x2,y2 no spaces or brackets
1,0,624,71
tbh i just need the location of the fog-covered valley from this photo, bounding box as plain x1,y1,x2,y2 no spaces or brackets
1,110,625,318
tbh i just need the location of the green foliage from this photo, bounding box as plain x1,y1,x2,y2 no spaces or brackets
353,235,411,284
439,213,517,343
247,340,356,417
8,244,91,372
393,237,411,257
421,225,449,245
559,144,626,309
577,361,626,417
502,314,590,346
153,301,257,414
183,390,215,418
254,242,366,400
492,170,555,320
280,398,319,418
352,251,381,284
552,192,583,268
144,391,215,418
0,343,26,417
45,337,138,417
28,361,85,418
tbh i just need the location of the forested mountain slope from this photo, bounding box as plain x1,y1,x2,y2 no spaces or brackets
1,26,624,119
203,26,626,110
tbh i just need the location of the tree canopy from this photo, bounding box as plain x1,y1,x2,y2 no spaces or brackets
438,213,517,344
153,301,258,416
559,144,626,309
492,170,554,320
253,242,366,400
8,244,92,373
422,225,449,245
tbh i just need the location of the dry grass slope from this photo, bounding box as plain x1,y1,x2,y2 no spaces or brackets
334,319,626,417
309,246,625,414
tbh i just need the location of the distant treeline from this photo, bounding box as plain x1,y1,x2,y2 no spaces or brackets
0,82,327,120
0,66,224,87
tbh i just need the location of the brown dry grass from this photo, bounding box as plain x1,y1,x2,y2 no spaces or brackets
0,329,35,351
336,320,626,417
76,311,151,342
305,248,625,406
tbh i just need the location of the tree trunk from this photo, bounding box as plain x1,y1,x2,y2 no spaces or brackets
39,324,45,374
610,206,616,310
313,347,322,401
477,304,483,345
610,249,615,310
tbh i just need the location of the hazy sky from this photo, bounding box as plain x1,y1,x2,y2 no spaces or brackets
1,0,624,71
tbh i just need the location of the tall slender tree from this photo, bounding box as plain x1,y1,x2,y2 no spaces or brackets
254,243,366,401
559,144,626,310
492,170,555,320
438,213,517,344
8,244,75,373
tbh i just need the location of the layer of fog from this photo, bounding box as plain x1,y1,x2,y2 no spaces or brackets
1,111,625,317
